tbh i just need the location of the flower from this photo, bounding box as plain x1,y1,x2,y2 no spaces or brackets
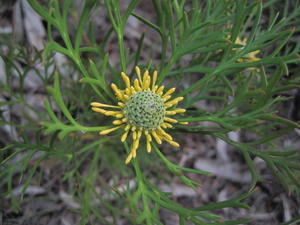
235,37,260,63
91,66,188,164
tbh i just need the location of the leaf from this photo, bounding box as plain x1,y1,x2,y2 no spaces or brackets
74,0,98,50
27,0,58,27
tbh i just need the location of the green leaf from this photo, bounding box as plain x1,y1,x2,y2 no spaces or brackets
131,12,162,36
74,0,98,50
27,0,58,27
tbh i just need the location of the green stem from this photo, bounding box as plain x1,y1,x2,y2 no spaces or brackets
118,32,127,72
159,35,168,73
132,157,152,225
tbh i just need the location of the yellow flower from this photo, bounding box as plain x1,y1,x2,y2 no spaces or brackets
235,37,260,63
91,66,188,164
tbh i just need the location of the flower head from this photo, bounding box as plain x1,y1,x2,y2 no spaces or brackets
235,37,260,63
91,66,188,164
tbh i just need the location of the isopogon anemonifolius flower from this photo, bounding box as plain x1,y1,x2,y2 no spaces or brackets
235,36,261,63
91,66,188,164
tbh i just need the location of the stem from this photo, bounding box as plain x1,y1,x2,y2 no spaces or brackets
132,158,152,225
118,32,127,72
159,35,168,72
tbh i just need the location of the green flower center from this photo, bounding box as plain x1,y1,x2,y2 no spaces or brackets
124,91,165,130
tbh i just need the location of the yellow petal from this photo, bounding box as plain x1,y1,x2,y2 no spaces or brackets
123,94,130,101
90,102,105,107
174,108,186,113
162,122,173,128
147,141,152,153
130,87,136,95
151,130,162,144
235,36,243,45
125,124,131,131
121,72,131,88
165,111,177,115
161,123,167,128
142,70,149,87
164,138,180,147
111,83,120,92
165,103,173,108
99,125,123,135
121,131,129,142
165,108,186,115
141,70,150,90
158,127,173,141
164,117,178,123
92,107,107,114
134,79,142,92
115,113,124,118
165,96,184,106
179,121,189,125
113,120,123,125
135,66,142,84
132,131,137,140
162,87,176,98
152,71,158,91
167,96,184,104
125,153,133,164
137,130,142,139
132,137,140,158
144,130,152,141
133,138,140,151
132,149,137,158
90,102,119,108
111,83,124,100
104,111,120,116
118,102,125,107
143,76,150,90
125,88,131,96
156,85,164,95
162,95,171,102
